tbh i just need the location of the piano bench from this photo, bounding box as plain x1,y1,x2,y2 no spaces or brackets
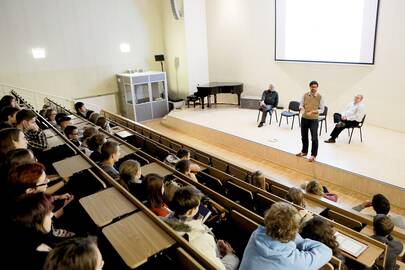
186,95,200,108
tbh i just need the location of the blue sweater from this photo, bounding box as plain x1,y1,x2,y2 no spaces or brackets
239,226,332,270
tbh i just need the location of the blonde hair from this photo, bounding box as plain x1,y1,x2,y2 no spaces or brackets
264,202,300,243
286,187,305,207
306,180,323,196
251,171,266,190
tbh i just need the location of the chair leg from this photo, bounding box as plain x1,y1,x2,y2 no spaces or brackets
279,115,282,127
275,110,279,123
287,117,289,125
269,111,272,125
319,121,323,136
349,128,354,144
291,116,295,130
187,100,190,108
298,116,301,127
360,128,363,142
257,110,260,122
325,119,327,133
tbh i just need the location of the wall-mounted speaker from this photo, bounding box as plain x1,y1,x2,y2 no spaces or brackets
170,0,181,20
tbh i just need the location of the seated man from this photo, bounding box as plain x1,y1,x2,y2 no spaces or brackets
16,109,48,151
325,94,365,143
74,101,88,118
353,193,405,230
165,148,200,172
57,116,72,132
258,84,279,127
165,186,239,270
99,141,121,179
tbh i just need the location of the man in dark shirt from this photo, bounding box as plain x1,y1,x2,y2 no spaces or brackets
258,84,279,127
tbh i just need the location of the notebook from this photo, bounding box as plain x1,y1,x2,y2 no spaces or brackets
334,231,368,257
194,204,211,223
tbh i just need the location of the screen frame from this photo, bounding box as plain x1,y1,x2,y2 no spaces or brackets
274,0,380,65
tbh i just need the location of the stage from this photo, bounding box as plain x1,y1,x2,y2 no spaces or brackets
145,105,405,208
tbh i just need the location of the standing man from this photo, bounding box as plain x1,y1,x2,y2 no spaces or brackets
324,95,365,143
296,81,324,162
258,84,279,127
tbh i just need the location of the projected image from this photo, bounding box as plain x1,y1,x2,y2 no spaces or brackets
275,0,379,64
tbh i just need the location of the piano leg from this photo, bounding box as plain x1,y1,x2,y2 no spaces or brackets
214,94,217,105
208,95,211,108
201,97,205,109
237,93,241,106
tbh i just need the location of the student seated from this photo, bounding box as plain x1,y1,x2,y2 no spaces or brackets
251,170,266,190
0,95,18,109
64,125,81,147
74,101,88,118
175,159,198,182
371,214,404,270
0,127,28,158
119,159,144,200
57,116,72,131
0,106,20,129
99,141,120,179
44,108,57,127
165,148,201,172
16,109,48,151
285,187,313,224
44,236,104,270
163,179,181,204
87,134,107,163
165,186,239,270
96,116,112,133
145,173,171,217
300,216,348,270
303,180,338,202
88,112,100,124
239,202,332,270
353,193,405,230
81,126,98,148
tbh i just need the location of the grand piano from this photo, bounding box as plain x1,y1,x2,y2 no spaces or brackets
196,82,243,109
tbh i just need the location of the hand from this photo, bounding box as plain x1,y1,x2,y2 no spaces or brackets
362,201,372,208
342,116,347,121
29,122,39,132
300,108,305,114
217,240,235,257
260,101,265,107
311,110,318,115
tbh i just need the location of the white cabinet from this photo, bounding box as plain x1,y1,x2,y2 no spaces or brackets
117,71,169,122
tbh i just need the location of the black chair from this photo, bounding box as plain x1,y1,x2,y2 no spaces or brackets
348,115,366,144
186,94,200,108
257,107,279,125
279,101,300,129
318,106,328,135
224,181,254,210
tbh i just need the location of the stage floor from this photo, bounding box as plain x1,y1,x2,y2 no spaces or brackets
161,105,405,190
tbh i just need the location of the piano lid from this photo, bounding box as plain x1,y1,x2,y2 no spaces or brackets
197,82,243,88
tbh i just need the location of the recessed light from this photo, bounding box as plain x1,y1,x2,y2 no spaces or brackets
32,48,46,59
120,43,130,53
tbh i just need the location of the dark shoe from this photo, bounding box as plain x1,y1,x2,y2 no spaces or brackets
296,152,307,157
336,122,346,128
324,138,336,143
258,122,264,128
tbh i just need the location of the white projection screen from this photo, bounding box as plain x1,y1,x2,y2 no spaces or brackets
275,0,379,64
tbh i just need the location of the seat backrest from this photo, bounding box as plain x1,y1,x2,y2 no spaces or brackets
225,181,254,210
289,101,300,112
229,210,259,257
319,263,334,270
156,146,170,162
228,165,248,181
211,157,228,172
142,129,151,138
194,152,211,165
320,106,328,116
196,172,224,193
255,193,276,216
359,115,366,127
150,133,160,143
174,247,205,270
270,185,288,199
171,142,182,152
160,137,171,148
328,210,363,232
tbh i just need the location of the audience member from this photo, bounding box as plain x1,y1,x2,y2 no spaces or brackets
57,115,72,131
258,84,279,127
119,159,143,197
88,112,100,124
74,101,88,118
165,148,201,172
353,194,405,229
0,95,17,109
175,159,198,182
165,186,239,270
16,109,48,151
0,127,28,157
43,236,104,270
87,134,106,163
371,214,404,270
81,126,98,148
251,170,266,190
325,94,365,143
0,106,20,129
285,187,313,224
64,125,81,147
300,216,348,270
145,173,171,217
96,116,111,133
303,180,338,202
239,202,332,270
44,108,57,127
99,141,120,179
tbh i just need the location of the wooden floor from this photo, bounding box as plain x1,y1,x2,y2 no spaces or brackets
144,105,405,216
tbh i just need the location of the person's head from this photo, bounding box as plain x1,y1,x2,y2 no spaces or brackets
0,106,20,124
354,94,364,104
268,84,274,91
164,180,181,204
175,159,191,174
64,125,79,141
95,117,108,130
100,141,120,162
251,170,266,190
0,128,27,155
89,112,100,124
8,162,48,195
55,112,68,124
5,148,36,169
16,109,37,129
12,192,54,234
44,236,104,270
0,95,17,108
373,214,394,237
305,180,323,196
57,116,72,130
119,160,141,182
82,127,98,141
176,149,190,160
87,134,106,152
170,186,202,217
309,80,319,94
145,173,165,209
286,187,305,207
264,202,300,243
74,102,87,114
300,216,340,256
372,194,390,215
44,108,57,122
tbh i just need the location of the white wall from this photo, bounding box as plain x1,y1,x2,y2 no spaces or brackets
0,0,164,99
206,0,405,132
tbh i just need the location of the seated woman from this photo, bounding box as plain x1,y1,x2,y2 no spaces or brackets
44,236,104,270
0,106,20,129
251,170,266,190
0,127,28,158
44,108,57,127
0,95,18,109
175,159,198,183
87,134,106,163
119,159,144,201
96,116,112,134
145,173,171,217
285,187,313,224
303,180,338,202
300,216,348,270
239,202,332,270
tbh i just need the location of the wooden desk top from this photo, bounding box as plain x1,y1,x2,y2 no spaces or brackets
306,200,326,215
53,155,92,178
71,117,85,125
141,162,172,178
360,225,374,237
46,135,65,149
43,128,57,138
102,211,175,268
79,187,137,227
